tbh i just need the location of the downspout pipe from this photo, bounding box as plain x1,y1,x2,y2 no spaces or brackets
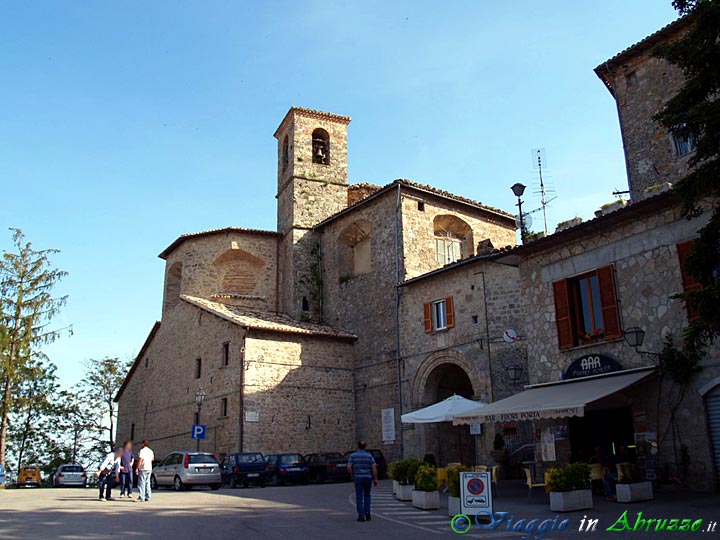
394,183,404,458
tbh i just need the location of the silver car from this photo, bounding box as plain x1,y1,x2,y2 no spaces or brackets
151,452,222,491
53,464,87,487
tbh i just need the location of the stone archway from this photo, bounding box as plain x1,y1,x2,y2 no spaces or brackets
409,351,485,466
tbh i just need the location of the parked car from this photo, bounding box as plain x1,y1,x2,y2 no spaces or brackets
264,453,310,486
305,452,351,483
18,465,42,487
344,449,388,479
220,452,267,488
52,464,87,487
151,452,222,491
0,462,5,487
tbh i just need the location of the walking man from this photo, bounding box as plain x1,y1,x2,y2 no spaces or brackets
97,447,122,501
347,440,378,522
119,440,134,498
135,439,155,502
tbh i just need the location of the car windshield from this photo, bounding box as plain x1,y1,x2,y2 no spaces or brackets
188,454,217,464
24,467,37,472
370,451,383,460
279,454,303,465
322,453,343,460
61,466,84,472
237,454,264,463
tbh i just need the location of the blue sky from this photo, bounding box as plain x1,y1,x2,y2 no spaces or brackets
1,1,678,387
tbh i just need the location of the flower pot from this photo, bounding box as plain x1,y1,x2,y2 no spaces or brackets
392,480,399,496
616,481,653,503
396,483,414,501
412,489,440,510
549,489,593,512
448,495,461,516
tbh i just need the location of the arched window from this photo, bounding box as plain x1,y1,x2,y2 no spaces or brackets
433,215,473,265
338,220,371,277
212,249,266,296
312,128,329,165
282,135,289,172
164,262,183,310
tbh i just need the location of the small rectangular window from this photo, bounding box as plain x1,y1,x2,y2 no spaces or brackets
222,342,230,366
130,423,135,440
417,201,425,211
195,358,202,379
672,124,697,157
435,238,462,265
221,398,228,417
433,300,447,330
625,71,637,87
145,358,148,368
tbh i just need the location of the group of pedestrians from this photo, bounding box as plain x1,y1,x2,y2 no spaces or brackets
96,439,154,502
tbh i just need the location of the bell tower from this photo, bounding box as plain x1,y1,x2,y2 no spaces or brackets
274,107,351,320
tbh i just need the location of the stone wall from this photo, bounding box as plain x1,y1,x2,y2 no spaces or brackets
162,231,279,316
116,300,245,460
400,192,516,280
242,332,356,454
117,299,356,461
518,200,719,490
398,259,527,463
603,24,693,200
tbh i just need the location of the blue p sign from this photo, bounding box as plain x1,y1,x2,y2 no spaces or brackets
191,424,206,440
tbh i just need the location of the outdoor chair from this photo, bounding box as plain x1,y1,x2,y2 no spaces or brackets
524,467,546,503
491,465,500,495
590,463,604,494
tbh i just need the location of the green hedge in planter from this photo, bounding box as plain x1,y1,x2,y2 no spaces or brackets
447,465,471,497
406,459,422,485
414,464,438,492
389,458,422,485
546,462,591,492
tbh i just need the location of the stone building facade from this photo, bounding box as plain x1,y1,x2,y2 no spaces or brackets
116,107,517,463
595,17,694,200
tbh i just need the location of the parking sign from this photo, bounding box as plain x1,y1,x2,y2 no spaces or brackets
460,471,493,516
191,424,207,440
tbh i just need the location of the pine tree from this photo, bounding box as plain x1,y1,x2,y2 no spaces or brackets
653,0,720,360
0,228,69,469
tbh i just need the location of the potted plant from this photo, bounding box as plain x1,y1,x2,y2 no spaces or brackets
546,462,593,512
446,465,470,516
392,459,420,501
388,461,400,496
600,199,627,214
412,464,440,510
555,217,583,232
615,463,653,503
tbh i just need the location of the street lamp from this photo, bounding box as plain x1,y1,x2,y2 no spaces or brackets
623,326,660,364
511,183,527,244
195,387,206,451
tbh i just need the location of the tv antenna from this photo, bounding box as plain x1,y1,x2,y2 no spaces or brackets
531,149,557,235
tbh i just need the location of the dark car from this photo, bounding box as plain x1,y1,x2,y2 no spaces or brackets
305,452,351,483
264,453,310,486
344,449,388,479
220,452,267,488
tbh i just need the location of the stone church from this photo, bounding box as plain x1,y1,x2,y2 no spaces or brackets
115,106,517,461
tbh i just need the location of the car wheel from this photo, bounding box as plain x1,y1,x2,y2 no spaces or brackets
173,476,184,491
150,475,158,490
229,477,238,489
271,474,283,486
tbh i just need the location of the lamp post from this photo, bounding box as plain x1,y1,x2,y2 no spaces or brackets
194,387,206,452
511,183,527,244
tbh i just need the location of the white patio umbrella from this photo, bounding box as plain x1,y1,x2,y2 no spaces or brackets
401,395,485,464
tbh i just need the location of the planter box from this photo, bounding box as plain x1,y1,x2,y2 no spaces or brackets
600,201,627,215
556,217,583,232
549,489,593,512
412,489,440,510
392,480,399,496
448,495,461,516
396,484,414,501
616,482,653,503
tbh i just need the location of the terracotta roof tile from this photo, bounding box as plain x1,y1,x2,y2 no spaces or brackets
159,226,280,259
181,295,357,340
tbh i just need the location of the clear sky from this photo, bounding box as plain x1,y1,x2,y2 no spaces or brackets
1,1,679,388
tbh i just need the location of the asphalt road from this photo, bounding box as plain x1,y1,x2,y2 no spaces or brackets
0,480,450,540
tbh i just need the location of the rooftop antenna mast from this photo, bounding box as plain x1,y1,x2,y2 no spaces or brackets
532,149,554,235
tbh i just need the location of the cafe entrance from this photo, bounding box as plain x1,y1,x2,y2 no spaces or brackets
569,406,634,459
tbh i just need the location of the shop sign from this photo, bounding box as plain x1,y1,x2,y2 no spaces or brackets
480,407,584,422
563,354,623,380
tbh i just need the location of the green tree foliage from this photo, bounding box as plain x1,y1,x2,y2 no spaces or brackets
0,228,69,469
76,357,131,454
653,0,720,361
